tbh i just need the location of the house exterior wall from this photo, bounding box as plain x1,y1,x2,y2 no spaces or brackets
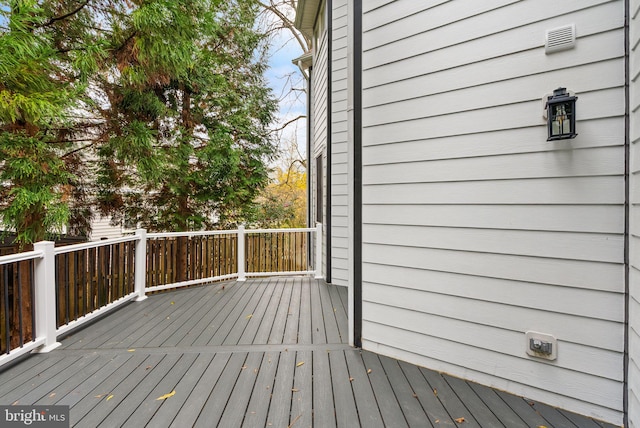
359,0,626,423
330,0,350,287
90,216,130,241
310,4,329,276
629,0,640,426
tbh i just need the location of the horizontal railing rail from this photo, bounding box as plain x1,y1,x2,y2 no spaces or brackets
0,224,322,368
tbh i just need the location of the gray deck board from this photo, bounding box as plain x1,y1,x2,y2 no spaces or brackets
175,282,246,347
290,349,313,428
310,281,327,344
420,365,482,427
329,350,359,427
466,380,529,428
252,278,286,344
495,389,553,427
318,280,342,344
559,409,608,428
284,277,303,344
297,277,312,344
242,351,280,428
265,348,295,427
238,279,278,345
379,355,431,428
362,351,409,428
398,361,447,427
193,352,249,428
344,350,386,428
169,353,231,428
217,352,263,428
146,353,214,428
0,278,622,427
313,349,337,428
268,277,294,344
443,373,505,427
328,283,349,342
528,400,578,428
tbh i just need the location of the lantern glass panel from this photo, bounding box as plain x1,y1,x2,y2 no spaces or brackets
550,102,573,136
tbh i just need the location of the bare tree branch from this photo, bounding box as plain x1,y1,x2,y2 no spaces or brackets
259,0,310,52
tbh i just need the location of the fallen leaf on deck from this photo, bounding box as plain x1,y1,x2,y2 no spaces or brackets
434,420,440,424
127,349,135,352
537,426,548,428
49,393,56,398
145,366,152,370
454,417,465,423
433,388,437,396
156,390,176,400
246,314,253,319
412,393,418,398
12,401,19,405
106,395,114,401
94,394,105,399
291,388,299,392
170,301,175,305
241,366,247,370
349,377,354,382
288,414,301,428
367,369,372,374
296,361,305,367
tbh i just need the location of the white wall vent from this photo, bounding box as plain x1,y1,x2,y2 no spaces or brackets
545,24,576,54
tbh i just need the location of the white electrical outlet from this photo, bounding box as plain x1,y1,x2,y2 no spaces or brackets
525,331,557,361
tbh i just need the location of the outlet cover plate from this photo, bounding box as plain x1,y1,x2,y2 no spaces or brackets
525,331,557,361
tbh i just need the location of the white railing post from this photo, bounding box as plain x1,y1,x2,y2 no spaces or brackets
237,225,246,281
315,222,323,279
135,228,148,301
33,241,61,353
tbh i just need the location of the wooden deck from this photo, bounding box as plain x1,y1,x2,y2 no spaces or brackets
0,277,619,427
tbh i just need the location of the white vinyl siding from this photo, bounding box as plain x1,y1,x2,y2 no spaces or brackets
90,216,126,241
311,5,329,275
330,0,350,287
628,0,640,426
360,0,625,424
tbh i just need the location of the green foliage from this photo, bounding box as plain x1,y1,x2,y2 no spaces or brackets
247,166,307,229
0,132,71,245
1,0,279,244
96,0,278,232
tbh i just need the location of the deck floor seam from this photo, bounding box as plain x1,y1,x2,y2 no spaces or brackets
49,343,355,356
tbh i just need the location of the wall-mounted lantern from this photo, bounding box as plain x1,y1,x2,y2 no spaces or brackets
546,87,577,141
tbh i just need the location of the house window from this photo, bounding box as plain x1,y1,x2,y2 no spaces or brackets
316,155,323,224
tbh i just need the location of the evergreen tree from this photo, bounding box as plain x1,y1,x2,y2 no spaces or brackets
97,0,277,232
0,0,278,246
0,0,111,246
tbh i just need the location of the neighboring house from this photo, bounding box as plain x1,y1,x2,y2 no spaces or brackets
90,215,132,241
295,0,638,425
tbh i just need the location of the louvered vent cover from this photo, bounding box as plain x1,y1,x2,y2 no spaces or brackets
545,24,576,53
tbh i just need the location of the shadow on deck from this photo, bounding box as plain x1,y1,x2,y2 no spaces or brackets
0,277,619,427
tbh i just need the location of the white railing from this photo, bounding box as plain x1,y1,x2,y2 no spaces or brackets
0,224,322,368
0,248,48,366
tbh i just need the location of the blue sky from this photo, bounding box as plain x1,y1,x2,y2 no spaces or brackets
264,26,308,160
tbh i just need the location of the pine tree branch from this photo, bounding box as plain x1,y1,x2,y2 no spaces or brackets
43,0,91,27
